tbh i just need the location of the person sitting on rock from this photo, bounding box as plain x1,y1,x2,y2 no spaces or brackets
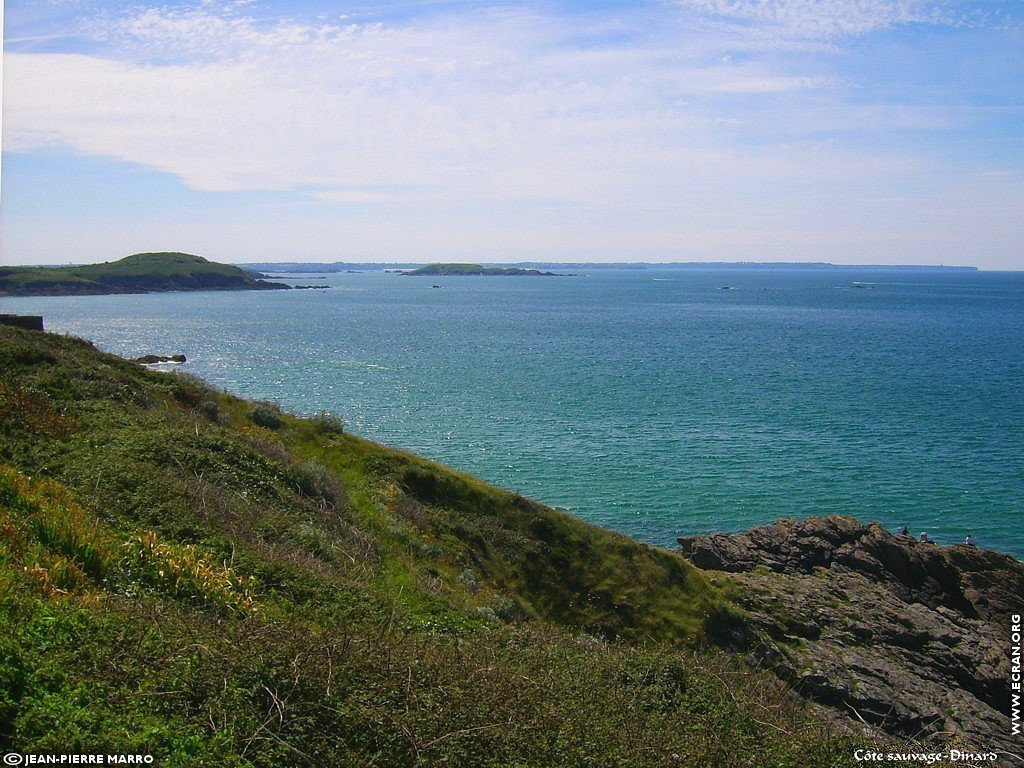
919,531,930,543
964,534,976,547
900,527,910,537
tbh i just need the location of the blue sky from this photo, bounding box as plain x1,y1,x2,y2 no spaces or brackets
2,0,1022,267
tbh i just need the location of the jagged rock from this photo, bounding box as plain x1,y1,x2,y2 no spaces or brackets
679,516,1024,759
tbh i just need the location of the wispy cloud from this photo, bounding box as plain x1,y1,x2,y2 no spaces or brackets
673,0,981,43
4,5,845,199
1,4,912,196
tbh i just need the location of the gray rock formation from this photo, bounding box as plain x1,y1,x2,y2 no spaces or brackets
679,516,1023,761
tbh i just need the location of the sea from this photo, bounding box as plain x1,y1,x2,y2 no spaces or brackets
4,267,1022,558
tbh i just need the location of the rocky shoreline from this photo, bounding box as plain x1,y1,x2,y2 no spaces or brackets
679,516,1023,760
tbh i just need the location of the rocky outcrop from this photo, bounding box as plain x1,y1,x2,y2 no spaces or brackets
135,354,186,364
679,517,1023,760
0,314,44,331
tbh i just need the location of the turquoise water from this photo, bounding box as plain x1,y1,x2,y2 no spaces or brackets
4,268,1022,556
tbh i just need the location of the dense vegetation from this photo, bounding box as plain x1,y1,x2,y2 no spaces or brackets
0,325,892,765
404,263,559,276
0,252,288,296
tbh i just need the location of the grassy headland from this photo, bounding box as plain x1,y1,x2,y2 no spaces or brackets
0,252,288,296
0,325,898,766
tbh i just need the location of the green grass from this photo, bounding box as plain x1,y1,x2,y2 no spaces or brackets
0,252,286,296
0,325,885,765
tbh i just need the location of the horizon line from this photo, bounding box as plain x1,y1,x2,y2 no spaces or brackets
5,257,1001,271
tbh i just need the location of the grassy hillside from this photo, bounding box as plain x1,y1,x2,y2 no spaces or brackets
0,325,883,765
0,252,288,296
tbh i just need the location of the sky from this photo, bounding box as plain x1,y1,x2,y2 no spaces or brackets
1,1,1022,267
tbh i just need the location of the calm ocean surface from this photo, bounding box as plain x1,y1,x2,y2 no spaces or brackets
4,268,1022,557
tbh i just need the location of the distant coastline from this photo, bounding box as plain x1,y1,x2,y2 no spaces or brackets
3,253,981,294
243,260,980,274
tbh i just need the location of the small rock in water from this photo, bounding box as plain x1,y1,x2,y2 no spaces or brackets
135,354,186,364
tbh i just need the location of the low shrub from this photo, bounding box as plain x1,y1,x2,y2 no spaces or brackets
250,402,283,430
492,596,530,623
458,568,481,593
170,372,210,407
198,399,223,423
293,458,340,506
311,410,345,435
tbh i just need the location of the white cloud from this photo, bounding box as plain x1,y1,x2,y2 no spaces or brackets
0,9,819,204
0,5,886,202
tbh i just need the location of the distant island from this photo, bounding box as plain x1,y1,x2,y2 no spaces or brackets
404,263,562,276
0,252,290,296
